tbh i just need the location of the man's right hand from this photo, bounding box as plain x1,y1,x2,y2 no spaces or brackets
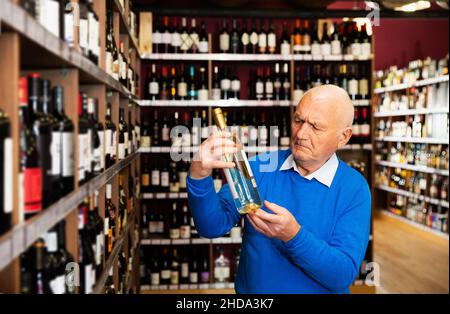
189,132,239,179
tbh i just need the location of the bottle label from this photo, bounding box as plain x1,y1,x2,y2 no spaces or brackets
79,19,88,49
219,33,230,51
320,43,331,56
256,82,264,95
64,12,74,46
331,40,342,55
149,221,158,234
141,136,150,148
265,82,274,95
171,271,179,285
250,32,258,45
220,79,231,91
260,127,268,142
157,221,164,234
280,137,290,146
179,171,187,189
199,40,209,53
85,130,92,174
149,81,159,95
152,32,162,44
171,32,182,47
361,42,371,58
223,168,239,200
142,174,150,186
190,272,198,284
3,138,13,214
105,129,112,155
231,80,240,92
162,32,171,45
61,132,74,178
359,79,369,97
161,172,169,187
293,89,304,105
190,34,200,50
152,170,160,186
50,275,66,294
98,130,105,171
118,143,125,160
181,263,189,278
352,124,361,137
78,134,86,181
311,43,321,56
258,33,267,48
200,272,210,283
212,89,221,100
351,43,361,57
170,182,180,192
198,89,209,101
124,133,129,155
201,126,210,139
170,228,180,239
250,128,258,142
180,226,191,239
180,33,192,51
281,42,290,55
268,33,276,49
241,33,249,46
161,269,171,280
178,82,188,97
84,264,93,294
45,231,58,253
348,79,358,96
106,51,113,75
214,266,230,281
151,273,160,285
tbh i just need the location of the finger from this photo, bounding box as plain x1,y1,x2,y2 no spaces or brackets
210,160,235,169
246,216,267,236
254,209,281,224
210,138,237,149
264,200,286,215
211,146,240,158
211,130,232,139
248,213,272,235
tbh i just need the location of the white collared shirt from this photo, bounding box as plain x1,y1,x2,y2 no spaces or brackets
279,153,339,188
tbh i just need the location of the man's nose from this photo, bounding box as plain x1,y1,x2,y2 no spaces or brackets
294,123,310,140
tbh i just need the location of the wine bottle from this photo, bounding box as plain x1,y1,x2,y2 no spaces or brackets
180,203,191,239
280,22,291,56
198,67,209,101
258,19,267,54
180,17,191,53
20,77,42,218
52,86,74,197
198,21,209,53
249,19,258,54
190,18,200,53
171,17,181,54
219,19,230,53
105,184,116,259
320,22,331,56
267,21,276,54
213,108,262,214
230,19,240,54
152,17,162,53
241,19,249,54
212,66,221,100
162,16,171,54
214,245,230,283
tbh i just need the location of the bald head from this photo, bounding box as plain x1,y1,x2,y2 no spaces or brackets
298,84,354,129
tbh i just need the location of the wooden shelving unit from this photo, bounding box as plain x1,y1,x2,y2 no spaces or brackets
0,0,142,294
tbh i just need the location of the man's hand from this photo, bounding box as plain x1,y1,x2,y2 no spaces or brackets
189,132,239,179
247,200,301,243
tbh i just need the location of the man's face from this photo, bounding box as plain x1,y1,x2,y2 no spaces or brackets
290,96,341,166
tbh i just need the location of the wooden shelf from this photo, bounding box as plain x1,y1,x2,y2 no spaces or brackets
141,282,235,292
376,160,449,176
374,75,449,94
0,152,139,272
380,210,449,239
374,107,449,118
340,144,372,151
139,146,290,154
111,0,140,56
376,136,449,144
141,53,373,62
375,185,449,208
140,237,242,246
0,0,135,99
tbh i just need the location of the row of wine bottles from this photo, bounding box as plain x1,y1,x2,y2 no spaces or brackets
152,16,372,58
140,109,291,148
387,193,448,233
376,142,449,170
20,169,140,294
140,245,241,287
15,74,139,223
145,62,371,102
374,55,448,89
375,114,449,139
375,166,449,201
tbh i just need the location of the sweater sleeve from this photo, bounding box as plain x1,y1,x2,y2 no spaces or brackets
186,174,241,239
283,181,372,291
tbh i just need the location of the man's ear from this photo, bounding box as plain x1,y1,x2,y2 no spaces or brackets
337,127,352,149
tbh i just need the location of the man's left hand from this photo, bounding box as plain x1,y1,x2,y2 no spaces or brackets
247,200,301,243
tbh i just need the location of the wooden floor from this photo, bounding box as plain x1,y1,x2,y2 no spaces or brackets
373,210,449,294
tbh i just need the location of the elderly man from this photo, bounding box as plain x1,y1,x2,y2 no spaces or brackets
187,85,371,294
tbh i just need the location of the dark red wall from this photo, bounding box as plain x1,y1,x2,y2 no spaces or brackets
373,19,449,70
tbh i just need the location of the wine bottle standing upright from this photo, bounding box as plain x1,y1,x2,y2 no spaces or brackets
0,109,12,235
213,108,262,214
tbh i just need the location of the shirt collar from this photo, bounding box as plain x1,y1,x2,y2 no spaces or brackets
279,153,339,188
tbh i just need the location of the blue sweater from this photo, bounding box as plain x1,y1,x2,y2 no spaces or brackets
187,149,371,294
